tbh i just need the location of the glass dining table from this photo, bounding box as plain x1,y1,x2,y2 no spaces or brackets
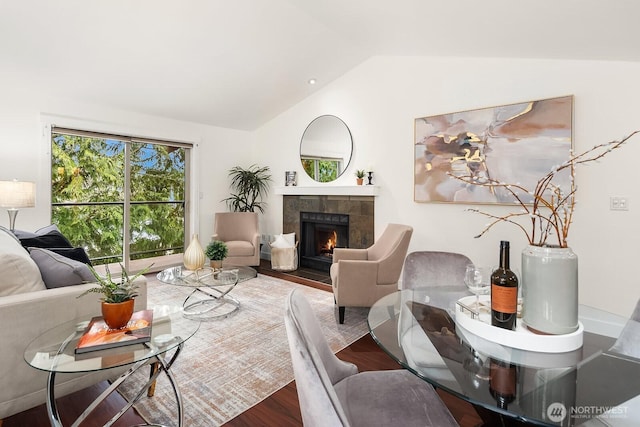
367,287,640,426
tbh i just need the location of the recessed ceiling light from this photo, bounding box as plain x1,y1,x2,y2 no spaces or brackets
308,78,317,85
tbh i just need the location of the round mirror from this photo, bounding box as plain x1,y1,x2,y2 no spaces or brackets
300,115,353,183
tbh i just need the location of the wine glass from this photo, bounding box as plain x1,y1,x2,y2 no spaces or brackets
464,265,490,311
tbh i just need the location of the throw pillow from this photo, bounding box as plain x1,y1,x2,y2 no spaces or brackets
19,229,73,250
47,247,92,265
13,224,62,240
0,225,23,247
0,226,46,296
271,233,296,248
29,247,95,289
282,232,296,247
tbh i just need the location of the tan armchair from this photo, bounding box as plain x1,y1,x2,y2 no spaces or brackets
330,223,413,323
212,212,260,266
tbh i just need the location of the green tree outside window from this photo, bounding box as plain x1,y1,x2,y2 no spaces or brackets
51,134,186,265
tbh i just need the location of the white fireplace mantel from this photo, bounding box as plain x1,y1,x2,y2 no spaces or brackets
274,185,379,196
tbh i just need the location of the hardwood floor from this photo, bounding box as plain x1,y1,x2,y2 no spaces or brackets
2,381,146,427
257,258,333,289
4,263,482,426
225,334,482,427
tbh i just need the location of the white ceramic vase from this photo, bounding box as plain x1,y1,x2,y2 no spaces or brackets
521,245,579,335
184,234,206,271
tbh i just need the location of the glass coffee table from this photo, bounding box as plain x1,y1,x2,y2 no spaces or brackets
24,305,199,427
156,265,257,321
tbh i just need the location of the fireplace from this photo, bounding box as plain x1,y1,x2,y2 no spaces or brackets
281,194,374,273
300,212,349,272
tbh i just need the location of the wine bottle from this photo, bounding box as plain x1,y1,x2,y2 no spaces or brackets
489,358,517,409
491,240,519,330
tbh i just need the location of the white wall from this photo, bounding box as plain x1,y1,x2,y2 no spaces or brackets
253,56,640,317
0,87,252,251
4,56,639,317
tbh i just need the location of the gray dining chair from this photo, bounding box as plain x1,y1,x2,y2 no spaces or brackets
284,288,459,427
401,251,473,290
609,297,640,358
398,251,473,385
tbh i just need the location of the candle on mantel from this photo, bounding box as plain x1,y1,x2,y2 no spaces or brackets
366,165,374,185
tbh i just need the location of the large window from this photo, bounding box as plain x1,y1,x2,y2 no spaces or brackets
51,128,191,268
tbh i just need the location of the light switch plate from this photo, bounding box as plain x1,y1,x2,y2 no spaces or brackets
610,197,629,211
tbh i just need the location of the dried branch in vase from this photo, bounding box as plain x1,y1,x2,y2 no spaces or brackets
450,131,640,248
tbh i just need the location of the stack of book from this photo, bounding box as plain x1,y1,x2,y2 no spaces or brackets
75,309,153,354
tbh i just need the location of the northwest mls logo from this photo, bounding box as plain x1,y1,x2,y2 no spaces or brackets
547,402,568,423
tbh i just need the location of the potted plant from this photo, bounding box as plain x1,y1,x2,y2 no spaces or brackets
78,263,152,329
355,169,365,185
205,240,228,269
222,164,272,213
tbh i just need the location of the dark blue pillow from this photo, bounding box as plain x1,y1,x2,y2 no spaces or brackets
19,230,73,249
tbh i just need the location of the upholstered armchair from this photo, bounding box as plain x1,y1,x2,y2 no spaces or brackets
212,212,260,267
330,223,413,324
284,289,458,427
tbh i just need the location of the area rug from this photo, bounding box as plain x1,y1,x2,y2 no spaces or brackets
118,273,369,426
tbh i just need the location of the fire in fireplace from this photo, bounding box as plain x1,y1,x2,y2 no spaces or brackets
300,212,349,272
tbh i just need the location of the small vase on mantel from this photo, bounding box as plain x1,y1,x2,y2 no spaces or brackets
521,245,579,335
184,234,206,271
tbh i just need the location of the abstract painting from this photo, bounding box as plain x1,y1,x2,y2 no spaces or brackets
414,95,573,204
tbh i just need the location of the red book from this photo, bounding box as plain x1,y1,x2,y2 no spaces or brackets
75,309,153,354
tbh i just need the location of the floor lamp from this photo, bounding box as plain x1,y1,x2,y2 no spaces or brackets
0,180,36,232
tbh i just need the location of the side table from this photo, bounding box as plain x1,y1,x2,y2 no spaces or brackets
24,305,199,427
157,265,257,321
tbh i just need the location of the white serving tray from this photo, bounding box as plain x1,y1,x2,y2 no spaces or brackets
454,295,583,353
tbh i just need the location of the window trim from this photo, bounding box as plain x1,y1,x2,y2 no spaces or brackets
51,126,193,149
50,126,193,270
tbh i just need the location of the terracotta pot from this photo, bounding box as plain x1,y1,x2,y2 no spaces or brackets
356,178,364,185
101,299,135,329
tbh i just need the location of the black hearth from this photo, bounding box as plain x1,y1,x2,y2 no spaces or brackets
300,212,349,272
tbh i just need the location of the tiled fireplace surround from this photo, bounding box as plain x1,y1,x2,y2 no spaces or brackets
282,195,375,251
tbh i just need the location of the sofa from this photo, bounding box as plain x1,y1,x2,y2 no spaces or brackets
0,226,147,419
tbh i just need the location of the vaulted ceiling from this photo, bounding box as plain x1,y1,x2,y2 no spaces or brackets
2,0,638,130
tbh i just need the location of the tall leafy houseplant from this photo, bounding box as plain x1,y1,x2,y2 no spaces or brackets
223,165,272,213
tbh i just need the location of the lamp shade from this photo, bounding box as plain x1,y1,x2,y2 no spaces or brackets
0,180,36,208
